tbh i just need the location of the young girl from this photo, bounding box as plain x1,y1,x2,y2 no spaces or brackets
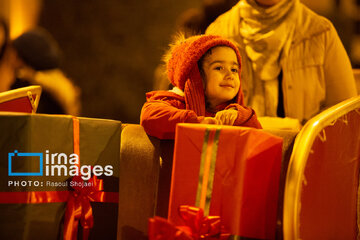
141,34,261,139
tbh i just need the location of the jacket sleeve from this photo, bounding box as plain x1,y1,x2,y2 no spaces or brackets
324,23,357,108
140,98,203,139
226,104,262,129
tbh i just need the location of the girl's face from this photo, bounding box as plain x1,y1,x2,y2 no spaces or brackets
201,46,240,109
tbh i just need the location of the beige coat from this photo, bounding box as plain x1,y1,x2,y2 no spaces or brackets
206,2,357,123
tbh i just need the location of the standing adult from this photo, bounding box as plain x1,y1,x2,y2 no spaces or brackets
9,27,81,115
206,0,357,128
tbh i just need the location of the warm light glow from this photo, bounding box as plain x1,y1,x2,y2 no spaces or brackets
9,0,42,39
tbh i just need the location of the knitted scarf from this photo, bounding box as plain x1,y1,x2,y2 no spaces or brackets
237,0,298,116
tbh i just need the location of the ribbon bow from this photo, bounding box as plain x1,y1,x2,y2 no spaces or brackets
148,205,230,240
63,175,104,240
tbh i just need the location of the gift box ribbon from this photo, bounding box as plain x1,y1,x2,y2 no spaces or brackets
196,127,221,215
0,116,118,240
0,178,118,240
148,205,230,240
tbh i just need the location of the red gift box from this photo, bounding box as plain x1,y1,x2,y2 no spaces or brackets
168,123,283,239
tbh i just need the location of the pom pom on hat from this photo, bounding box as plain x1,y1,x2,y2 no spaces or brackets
13,27,61,71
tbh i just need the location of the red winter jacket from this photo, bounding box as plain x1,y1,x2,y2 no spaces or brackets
140,90,262,139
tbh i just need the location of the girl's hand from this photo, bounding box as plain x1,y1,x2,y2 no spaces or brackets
200,117,219,125
215,109,238,125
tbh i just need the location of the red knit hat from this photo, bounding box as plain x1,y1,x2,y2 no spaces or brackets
166,34,244,116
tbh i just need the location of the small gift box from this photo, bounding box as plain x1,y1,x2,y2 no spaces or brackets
168,123,283,239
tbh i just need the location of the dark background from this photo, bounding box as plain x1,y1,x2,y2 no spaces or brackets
38,0,201,123
36,0,360,123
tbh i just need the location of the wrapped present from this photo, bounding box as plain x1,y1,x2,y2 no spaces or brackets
168,123,283,239
0,113,121,240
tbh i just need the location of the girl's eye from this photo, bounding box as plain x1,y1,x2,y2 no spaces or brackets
214,66,223,71
231,68,238,73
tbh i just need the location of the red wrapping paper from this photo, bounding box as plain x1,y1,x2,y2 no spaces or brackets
299,110,360,239
168,123,283,239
